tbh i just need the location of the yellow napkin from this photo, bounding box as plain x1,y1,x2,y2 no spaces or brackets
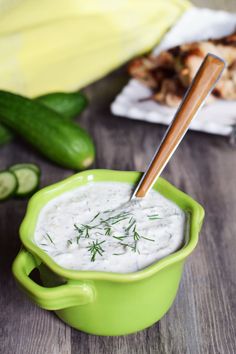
0,0,190,96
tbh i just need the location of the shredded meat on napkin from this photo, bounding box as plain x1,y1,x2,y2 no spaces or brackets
128,32,236,107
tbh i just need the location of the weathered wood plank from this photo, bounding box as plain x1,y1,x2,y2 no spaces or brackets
0,142,72,354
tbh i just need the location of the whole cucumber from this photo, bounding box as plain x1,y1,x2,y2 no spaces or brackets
36,91,88,120
0,123,13,145
0,91,88,146
0,91,95,170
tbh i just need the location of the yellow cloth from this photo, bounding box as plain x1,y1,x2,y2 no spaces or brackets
0,0,190,96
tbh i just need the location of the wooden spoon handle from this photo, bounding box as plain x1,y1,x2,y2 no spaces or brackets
134,53,225,198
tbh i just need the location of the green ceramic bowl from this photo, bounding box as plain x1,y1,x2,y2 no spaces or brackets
12,170,204,336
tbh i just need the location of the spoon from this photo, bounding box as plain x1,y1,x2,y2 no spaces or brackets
132,53,225,200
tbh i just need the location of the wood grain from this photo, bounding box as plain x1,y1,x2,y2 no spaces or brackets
0,1,236,353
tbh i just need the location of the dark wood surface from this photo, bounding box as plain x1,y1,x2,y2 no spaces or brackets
1,3,236,354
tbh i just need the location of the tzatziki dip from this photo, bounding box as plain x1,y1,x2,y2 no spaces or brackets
34,182,186,273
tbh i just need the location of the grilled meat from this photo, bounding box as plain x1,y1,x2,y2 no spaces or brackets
128,31,236,107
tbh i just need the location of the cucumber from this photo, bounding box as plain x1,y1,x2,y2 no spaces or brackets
0,91,88,147
10,166,39,197
36,91,88,120
0,123,14,145
0,91,95,170
9,163,40,175
0,170,18,201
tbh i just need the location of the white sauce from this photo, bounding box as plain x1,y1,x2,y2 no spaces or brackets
34,182,186,273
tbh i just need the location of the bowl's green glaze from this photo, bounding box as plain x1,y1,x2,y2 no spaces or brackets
12,170,204,336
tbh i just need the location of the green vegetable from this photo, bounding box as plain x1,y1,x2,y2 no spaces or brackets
0,170,18,201
0,90,95,169
36,91,88,120
9,163,40,175
9,164,40,197
87,240,105,262
0,91,88,146
0,124,14,145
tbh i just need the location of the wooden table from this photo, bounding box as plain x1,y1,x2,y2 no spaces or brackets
0,2,236,353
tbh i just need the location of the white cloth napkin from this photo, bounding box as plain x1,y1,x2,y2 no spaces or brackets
111,7,236,136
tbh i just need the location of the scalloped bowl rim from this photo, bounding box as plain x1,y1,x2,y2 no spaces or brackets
19,169,204,282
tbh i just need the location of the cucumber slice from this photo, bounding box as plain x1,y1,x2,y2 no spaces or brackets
0,171,18,201
10,167,39,197
9,163,40,175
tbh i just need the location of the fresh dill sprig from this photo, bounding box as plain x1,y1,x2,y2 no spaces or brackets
90,212,100,223
141,235,155,242
133,224,155,243
147,214,161,220
87,240,105,262
133,225,141,241
119,241,131,248
125,217,136,232
74,223,83,234
101,211,131,225
67,239,73,247
105,228,112,236
70,209,156,260
74,223,92,238
112,235,127,241
111,216,129,225
102,221,112,236
81,224,91,238
45,233,55,245
119,241,139,254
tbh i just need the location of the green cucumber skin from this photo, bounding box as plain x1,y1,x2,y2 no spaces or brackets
0,170,18,201
9,163,41,176
0,91,88,146
11,169,39,198
36,92,88,120
0,91,95,170
0,123,14,145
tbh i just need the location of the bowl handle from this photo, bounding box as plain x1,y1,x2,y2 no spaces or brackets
12,248,95,310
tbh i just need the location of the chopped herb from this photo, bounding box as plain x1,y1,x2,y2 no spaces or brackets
45,233,55,245
103,222,112,236
129,217,135,223
119,241,136,251
70,209,156,259
74,223,92,238
120,241,139,254
90,212,100,222
119,242,130,248
81,224,91,238
133,226,141,241
141,235,155,242
74,223,83,234
101,211,131,225
112,235,127,241
67,239,73,247
133,241,139,253
125,218,136,232
148,214,161,220
87,240,105,262
111,216,129,225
